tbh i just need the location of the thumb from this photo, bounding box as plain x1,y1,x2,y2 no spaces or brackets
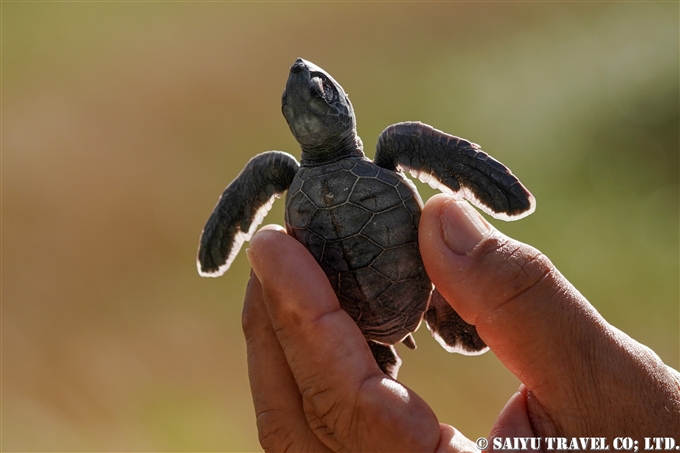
418,194,606,391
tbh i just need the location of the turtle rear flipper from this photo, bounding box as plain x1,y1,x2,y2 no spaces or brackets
197,151,299,277
368,341,401,379
426,288,488,355
374,122,535,221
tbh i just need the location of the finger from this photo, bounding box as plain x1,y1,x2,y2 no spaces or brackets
247,227,440,452
488,385,536,441
418,194,605,390
419,195,680,438
242,270,330,452
436,424,480,453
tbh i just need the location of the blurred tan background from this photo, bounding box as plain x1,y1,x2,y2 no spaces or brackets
3,2,678,451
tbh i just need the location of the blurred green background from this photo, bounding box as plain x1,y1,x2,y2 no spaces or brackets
3,2,678,451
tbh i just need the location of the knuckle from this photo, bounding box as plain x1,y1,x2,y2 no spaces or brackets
300,380,355,448
484,237,556,310
511,246,553,294
302,384,340,424
256,409,295,452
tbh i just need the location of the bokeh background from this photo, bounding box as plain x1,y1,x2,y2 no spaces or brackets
3,2,678,451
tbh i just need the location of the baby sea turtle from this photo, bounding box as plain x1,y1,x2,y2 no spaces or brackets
198,58,535,378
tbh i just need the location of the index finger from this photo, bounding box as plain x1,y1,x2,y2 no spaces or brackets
242,270,331,452
246,226,441,452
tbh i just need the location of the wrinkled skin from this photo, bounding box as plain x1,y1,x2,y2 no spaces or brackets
242,195,680,452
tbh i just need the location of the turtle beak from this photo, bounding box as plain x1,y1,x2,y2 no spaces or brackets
283,58,312,107
290,57,306,74
282,60,310,129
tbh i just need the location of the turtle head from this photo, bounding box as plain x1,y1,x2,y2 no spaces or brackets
282,58,363,164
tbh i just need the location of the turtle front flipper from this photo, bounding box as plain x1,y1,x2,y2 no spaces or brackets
374,122,535,220
197,151,299,277
426,288,488,355
368,341,402,379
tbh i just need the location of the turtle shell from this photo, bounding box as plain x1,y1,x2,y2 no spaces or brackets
285,156,432,345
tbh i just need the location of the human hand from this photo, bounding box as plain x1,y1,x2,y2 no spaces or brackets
242,223,469,452
242,194,680,452
418,195,680,444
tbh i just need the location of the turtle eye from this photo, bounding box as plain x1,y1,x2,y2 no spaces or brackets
321,78,337,103
310,76,324,98
322,79,338,104
311,74,338,103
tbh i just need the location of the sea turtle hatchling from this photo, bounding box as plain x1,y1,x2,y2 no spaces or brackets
197,58,535,378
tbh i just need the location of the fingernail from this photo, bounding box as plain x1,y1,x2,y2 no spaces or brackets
245,247,260,277
245,225,286,278
440,200,490,255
